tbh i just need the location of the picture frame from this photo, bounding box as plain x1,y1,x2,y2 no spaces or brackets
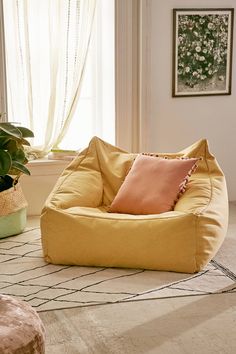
172,8,234,97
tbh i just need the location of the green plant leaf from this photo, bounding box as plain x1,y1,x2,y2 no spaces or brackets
0,150,11,176
11,148,26,164
18,137,31,146
0,136,11,148
2,134,31,147
0,120,33,179
10,161,31,175
0,129,8,137
16,126,34,138
4,139,18,153
0,123,22,139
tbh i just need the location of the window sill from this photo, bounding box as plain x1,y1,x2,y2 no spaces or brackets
25,158,69,176
27,157,71,167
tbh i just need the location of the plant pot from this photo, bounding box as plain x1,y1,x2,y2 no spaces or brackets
0,208,27,239
0,183,28,239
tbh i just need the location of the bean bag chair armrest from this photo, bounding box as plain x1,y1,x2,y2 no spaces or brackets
44,145,103,210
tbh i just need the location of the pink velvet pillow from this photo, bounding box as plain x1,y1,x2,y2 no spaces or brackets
109,154,199,215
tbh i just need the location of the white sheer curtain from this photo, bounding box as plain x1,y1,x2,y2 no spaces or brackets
3,0,96,156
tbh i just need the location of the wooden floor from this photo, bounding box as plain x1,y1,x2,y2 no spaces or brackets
39,203,236,354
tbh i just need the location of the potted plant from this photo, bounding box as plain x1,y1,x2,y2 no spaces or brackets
0,118,34,238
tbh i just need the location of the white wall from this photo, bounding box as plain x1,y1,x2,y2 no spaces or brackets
141,0,236,200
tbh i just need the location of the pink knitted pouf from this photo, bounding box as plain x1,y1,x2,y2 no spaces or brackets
0,295,45,354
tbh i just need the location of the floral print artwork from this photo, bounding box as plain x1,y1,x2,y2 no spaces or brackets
173,9,234,96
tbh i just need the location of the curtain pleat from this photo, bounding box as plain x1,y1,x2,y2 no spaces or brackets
3,0,96,157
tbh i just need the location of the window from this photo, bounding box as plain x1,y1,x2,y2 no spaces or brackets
60,0,115,150
2,0,115,153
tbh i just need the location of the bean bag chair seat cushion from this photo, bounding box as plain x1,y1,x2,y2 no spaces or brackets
40,137,228,273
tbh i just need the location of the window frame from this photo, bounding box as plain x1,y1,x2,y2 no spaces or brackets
115,0,140,152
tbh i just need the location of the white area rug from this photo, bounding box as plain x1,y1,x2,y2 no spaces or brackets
0,228,235,312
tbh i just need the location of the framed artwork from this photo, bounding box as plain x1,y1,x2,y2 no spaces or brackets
172,8,234,97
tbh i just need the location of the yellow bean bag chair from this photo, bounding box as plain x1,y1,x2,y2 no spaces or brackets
40,137,228,273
